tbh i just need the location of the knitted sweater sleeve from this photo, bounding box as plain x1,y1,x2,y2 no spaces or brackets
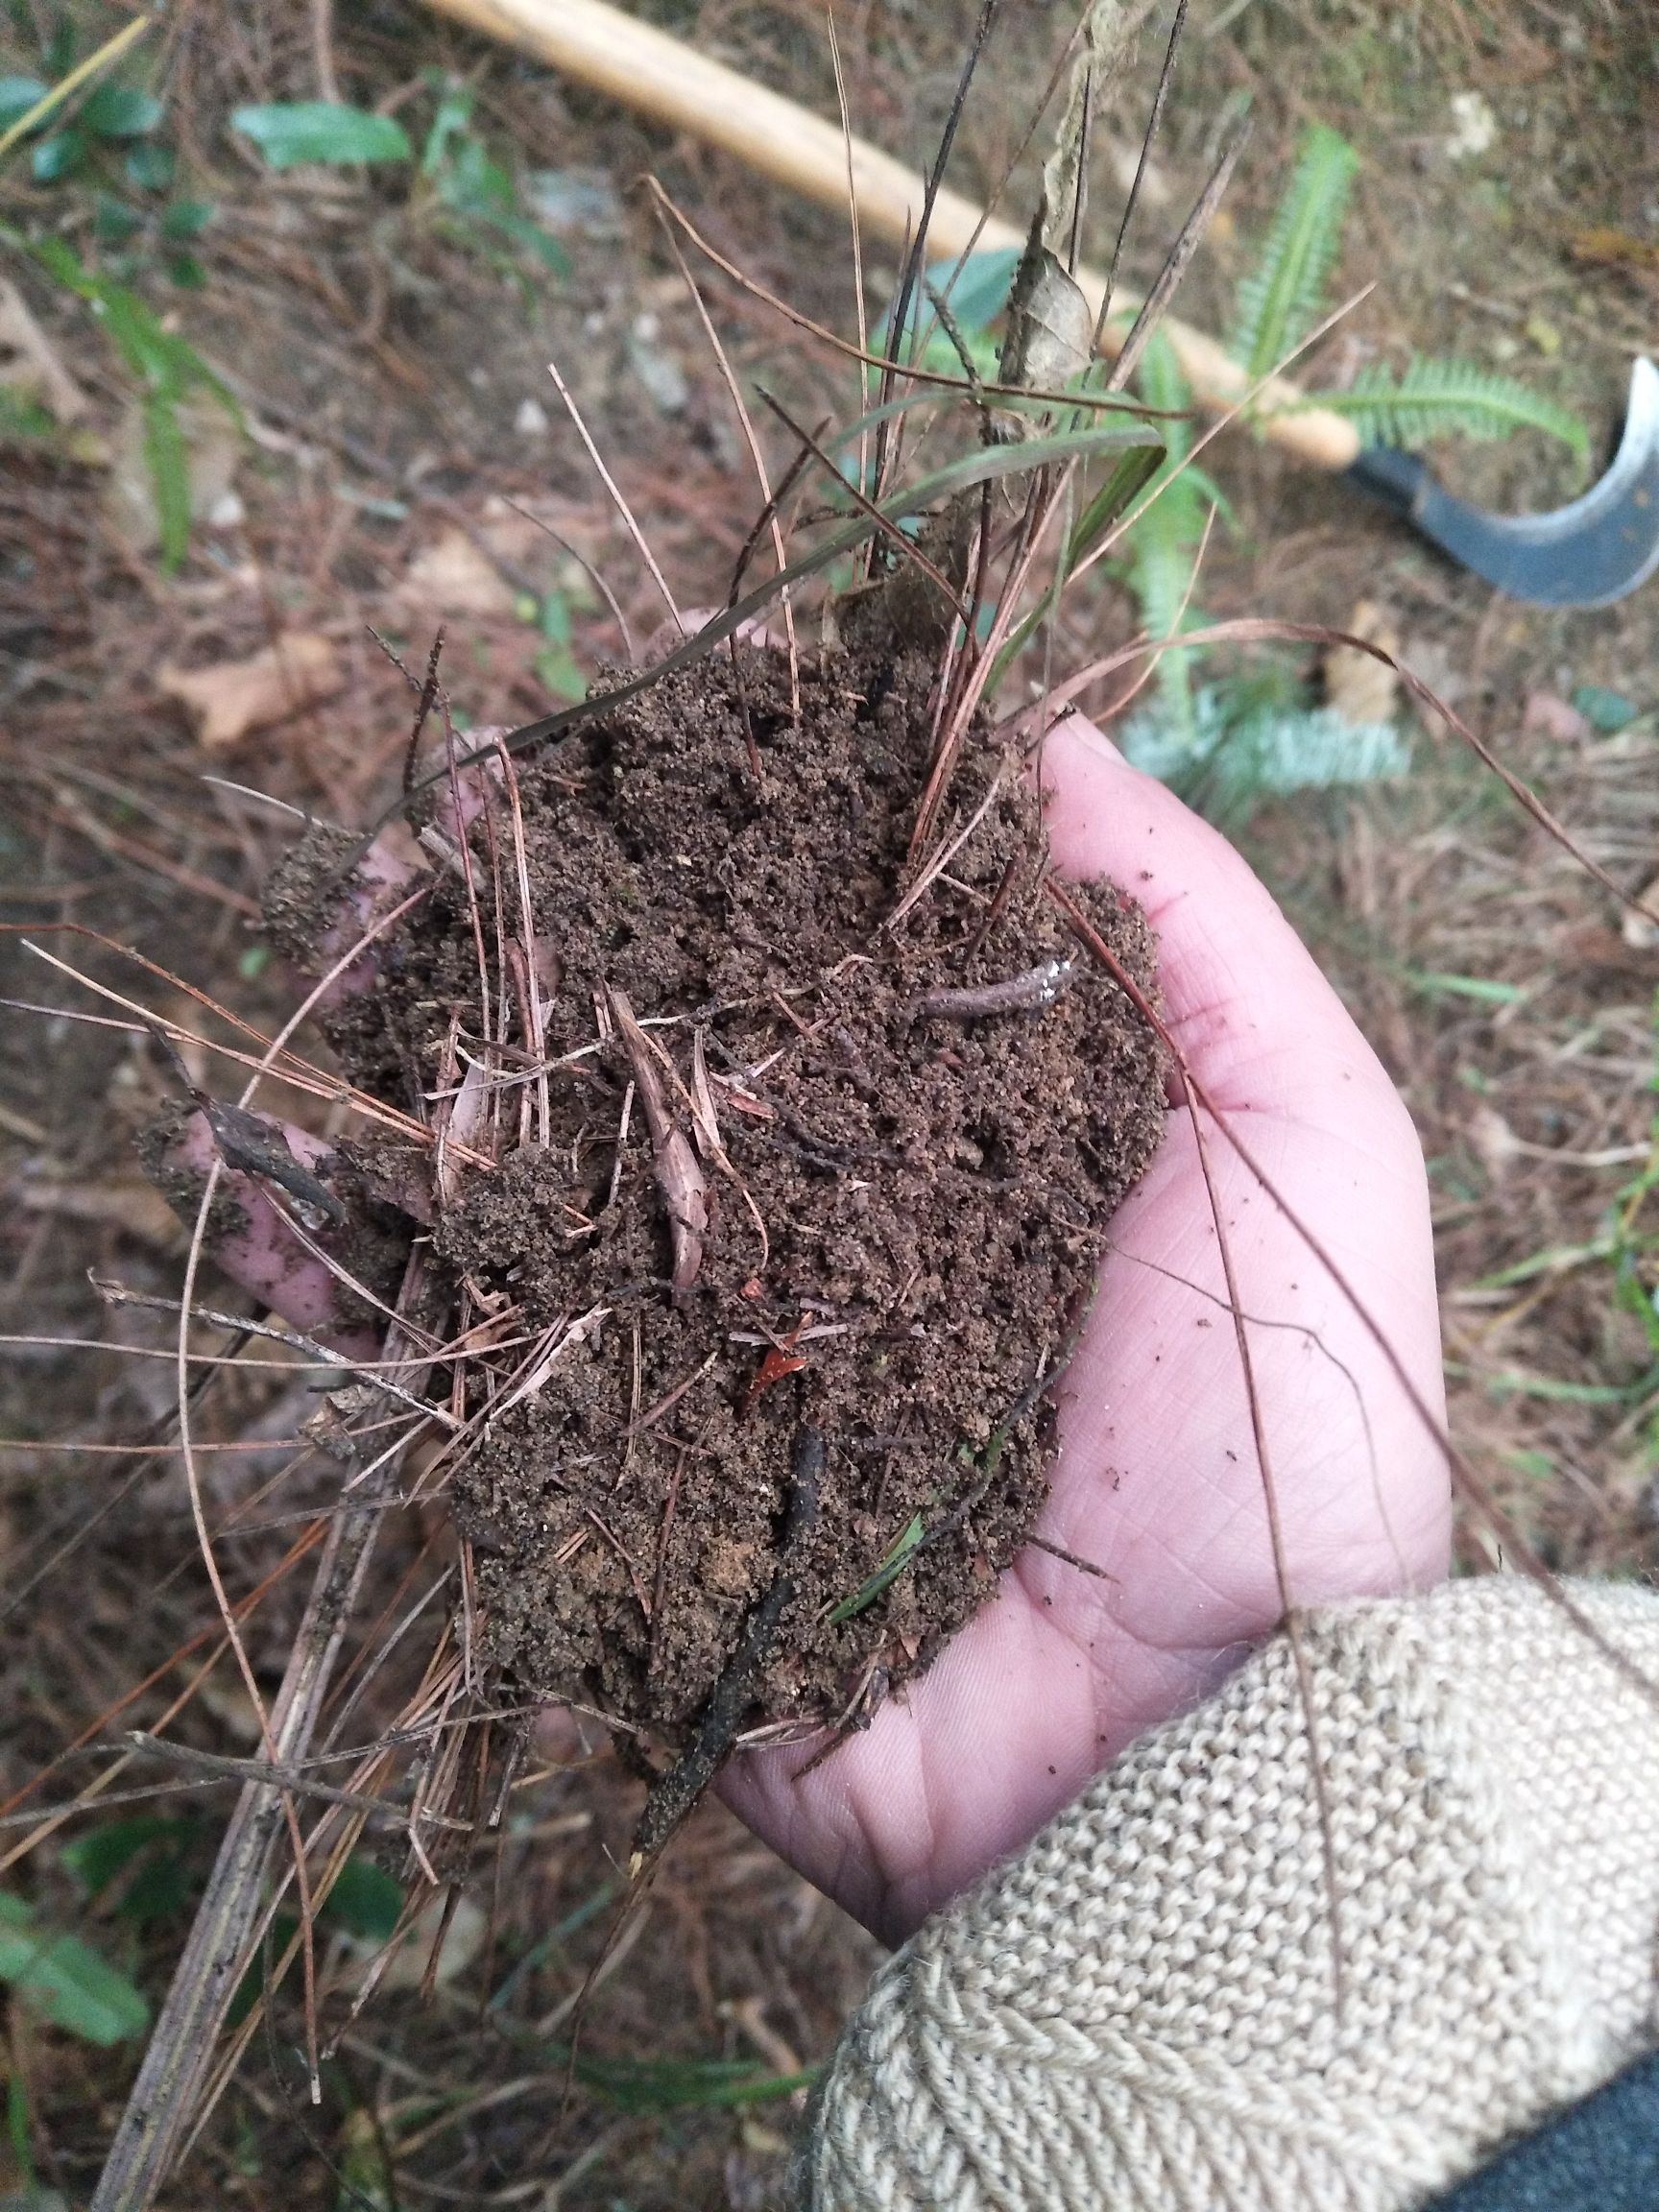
799,1577,1659,2212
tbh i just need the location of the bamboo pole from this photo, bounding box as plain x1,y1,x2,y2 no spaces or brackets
421,0,1364,470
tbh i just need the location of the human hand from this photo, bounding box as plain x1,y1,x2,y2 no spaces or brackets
166,709,1450,1948
718,710,1451,1942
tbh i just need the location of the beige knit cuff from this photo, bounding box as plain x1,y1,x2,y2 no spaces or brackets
800,1577,1659,2212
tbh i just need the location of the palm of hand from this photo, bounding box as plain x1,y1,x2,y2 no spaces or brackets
720,717,1451,1943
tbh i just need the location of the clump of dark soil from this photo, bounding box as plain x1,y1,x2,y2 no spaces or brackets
267,638,1166,1754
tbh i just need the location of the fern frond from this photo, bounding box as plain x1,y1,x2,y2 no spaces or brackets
1229,123,1358,379
1308,355,1589,464
1120,685,1409,824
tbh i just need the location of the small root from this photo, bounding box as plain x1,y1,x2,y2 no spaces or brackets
630,1426,825,1871
906,958,1073,1024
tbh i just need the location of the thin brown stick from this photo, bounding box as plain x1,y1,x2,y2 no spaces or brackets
501,498,637,661
755,388,971,624
87,1361,414,2208
659,220,801,720
642,181,1169,421
1106,107,1250,395
1027,1533,1117,1581
1094,0,1190,347
546,354,683,632
121,1734,472,1833
607,989,709,1296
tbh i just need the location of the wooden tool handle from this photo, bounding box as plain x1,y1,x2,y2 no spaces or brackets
424,0,1363,472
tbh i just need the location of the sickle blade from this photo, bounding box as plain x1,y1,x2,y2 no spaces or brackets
1346,356,1659,608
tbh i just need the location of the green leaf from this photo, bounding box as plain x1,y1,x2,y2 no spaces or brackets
63,1815,200,1927
828,1511,926,1623
534,643,587,703
92,192,143,242
0,76,49,132
165,252,206,290
514,221,570,276
1066,443,1169,572
24,230,239,421
0,386,55,440
124,138,176,191
902,246,1023,344
321,1857,404,1943
1407,970,1523,1004
160,195,215,238
988,439,1167,680
1230,121,1358,380
418,77,474,179
393,411,1165,832
1571,684,1639,733
142,390,191,568
30,128,84,181
62,1815,182,1898
230,101,411,170
1121,330,1207,753
6,2070,35,2192
81,83,163,139
436,134,515,219
0,1892,149,2046
1308,354,1588,464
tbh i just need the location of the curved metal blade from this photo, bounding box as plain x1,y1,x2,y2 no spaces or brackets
1345,357,1659,608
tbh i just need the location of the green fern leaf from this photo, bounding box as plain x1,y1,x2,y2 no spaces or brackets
1309,354,1588,464
1229,123,1358,379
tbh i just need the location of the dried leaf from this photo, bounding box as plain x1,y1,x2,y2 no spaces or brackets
1040,0,1133,261
396,525,517,621
0,276,88,423
157,633,342,751
998,222,1094,410
13,1173,180,1246
495,1305,611,1417
688,1027,733,1173
1568,227,1659,281
1323,600,1401,729
349,1891,488,1994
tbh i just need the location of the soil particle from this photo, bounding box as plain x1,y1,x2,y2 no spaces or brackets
276,640,1166,1749
262,819,363,968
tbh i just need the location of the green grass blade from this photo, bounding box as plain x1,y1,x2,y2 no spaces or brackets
828,1511,926,1623
141,392,190,568
989,440,1167,680
560,2047,820,2112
